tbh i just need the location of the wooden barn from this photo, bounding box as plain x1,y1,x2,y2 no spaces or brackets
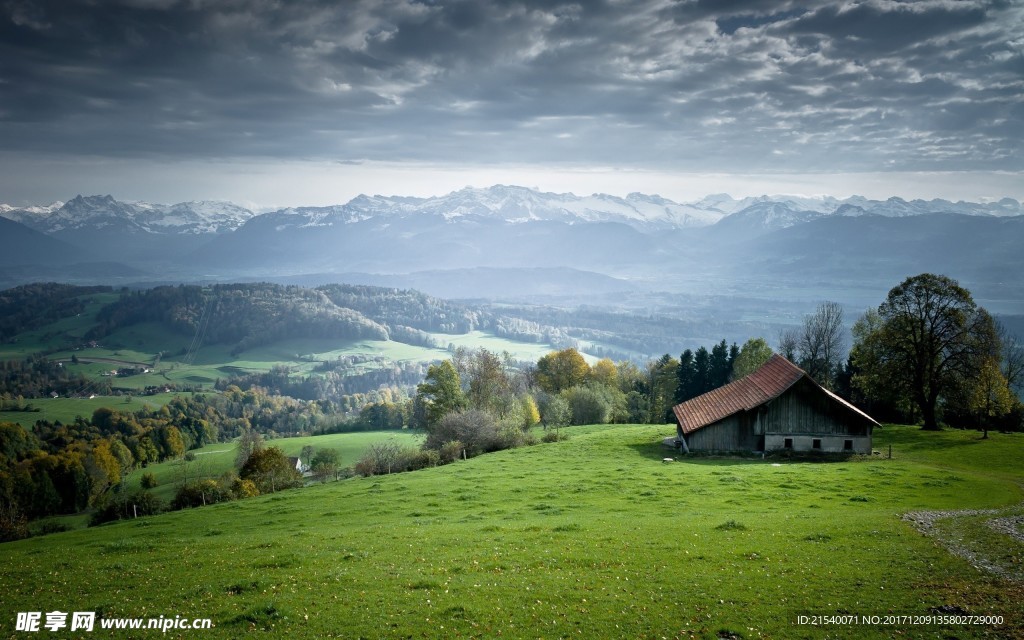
670,354,878,454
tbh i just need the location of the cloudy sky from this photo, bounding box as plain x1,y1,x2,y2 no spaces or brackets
1,0,1021,207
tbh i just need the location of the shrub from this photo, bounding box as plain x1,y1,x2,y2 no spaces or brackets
403,449,440,471
424,410,498,456
33,521,70,536
353,457,376,477
438,440,465,464
231,478,260,498
90,490,165,526
171,479,232,510
541,430,569,443
563,384,613,425
492,422,536,450
140,472,157,489
0,504,30,542
354,441,417,476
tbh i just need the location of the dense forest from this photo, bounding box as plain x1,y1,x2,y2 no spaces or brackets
0,356,112,400
0,283,111,341
87,283,390,354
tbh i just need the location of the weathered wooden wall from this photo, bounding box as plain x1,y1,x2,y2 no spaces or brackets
685,412,759,451
760,379,871,437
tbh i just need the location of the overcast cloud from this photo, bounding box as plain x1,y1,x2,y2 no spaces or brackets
1,0,1021,204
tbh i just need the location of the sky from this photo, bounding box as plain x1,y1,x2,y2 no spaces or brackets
1,0,1022,208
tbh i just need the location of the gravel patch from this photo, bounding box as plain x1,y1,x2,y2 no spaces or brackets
902,508,1022,582
988,515,1024,544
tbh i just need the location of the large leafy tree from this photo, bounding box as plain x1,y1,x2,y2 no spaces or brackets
239,446,301,493
852,273,998,430
416,360,467,427
732,338,774,381
535,348,590,394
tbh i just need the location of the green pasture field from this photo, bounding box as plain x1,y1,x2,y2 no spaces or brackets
14,309,563,392
1,424,1022,638
429,330,562,362
0,393,184,429
0,292,119,359
122,430,424,503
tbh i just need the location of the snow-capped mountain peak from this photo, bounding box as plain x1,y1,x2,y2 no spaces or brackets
0,195,257,235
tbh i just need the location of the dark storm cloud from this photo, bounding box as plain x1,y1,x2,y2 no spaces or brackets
0,0,1021,172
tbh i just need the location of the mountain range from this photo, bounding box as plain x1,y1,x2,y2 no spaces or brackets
1,186,1022,308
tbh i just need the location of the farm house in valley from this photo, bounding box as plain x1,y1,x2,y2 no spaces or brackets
670,354,878,454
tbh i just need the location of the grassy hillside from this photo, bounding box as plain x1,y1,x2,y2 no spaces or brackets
1,424,1021,638
0,392,182,429
1,289,562,395
124,430,423,502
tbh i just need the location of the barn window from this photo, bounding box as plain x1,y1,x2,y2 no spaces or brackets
843,439,853,451
784,438,793,449
812,438,822,450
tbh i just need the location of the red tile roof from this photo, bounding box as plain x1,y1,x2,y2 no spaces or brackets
671,354,878,434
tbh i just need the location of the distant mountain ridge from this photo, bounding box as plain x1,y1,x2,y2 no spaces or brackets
2,195,254,235
2,186,1022,303
3,187,1021,238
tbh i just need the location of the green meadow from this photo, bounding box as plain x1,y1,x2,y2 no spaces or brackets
9,293,563,393
1,424,1022,638
122,431,424,503
0,393,183,429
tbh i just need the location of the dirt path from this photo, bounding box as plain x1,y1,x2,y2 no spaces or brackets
902,507,1024,582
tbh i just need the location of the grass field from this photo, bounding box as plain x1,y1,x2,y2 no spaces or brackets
1,424,1022,638
123,430,424,502
0,393,183,429
19,310,563,393
1,290,568,405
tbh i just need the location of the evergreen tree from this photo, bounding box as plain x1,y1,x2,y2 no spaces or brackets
693,347,711,396
675,349,696,403
710,340,731,388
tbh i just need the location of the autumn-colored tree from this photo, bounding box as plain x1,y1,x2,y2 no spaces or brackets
535,348,590,394
969,358,1015,439
239,446,301,493
520,396,541,429
589,358,618,389
85,440,121,505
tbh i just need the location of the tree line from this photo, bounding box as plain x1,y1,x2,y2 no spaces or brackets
86,283,390,355
0,385,346,537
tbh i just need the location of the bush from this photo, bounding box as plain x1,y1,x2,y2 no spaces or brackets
563,384,613,425
438,440,464,464
492,422,536,450
90,491,165,526
424,410,498,456
403,449,440,471
33,521,70,536
354,441,417,476
231,478,260,498
171,479,233,510
541,430,569,443
0,504,30,542
140,472,157,489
